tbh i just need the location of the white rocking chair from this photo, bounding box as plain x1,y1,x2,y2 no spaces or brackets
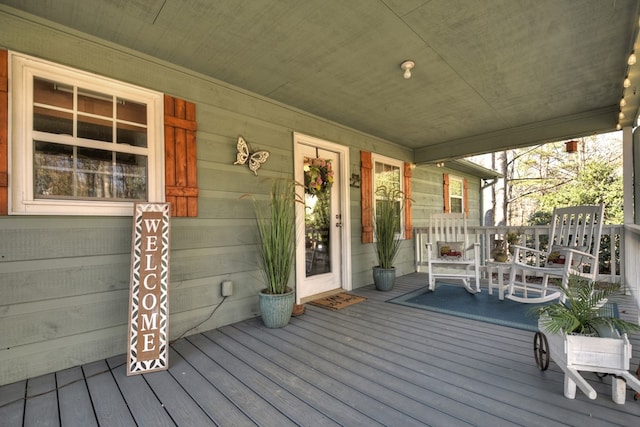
425,213,481,293
507,204,605,303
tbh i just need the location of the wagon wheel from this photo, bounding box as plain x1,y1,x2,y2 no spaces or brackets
533,331,550,371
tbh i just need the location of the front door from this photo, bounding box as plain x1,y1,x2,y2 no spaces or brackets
294,133,351,303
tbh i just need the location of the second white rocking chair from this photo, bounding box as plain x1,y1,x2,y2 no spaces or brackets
507,204,605,303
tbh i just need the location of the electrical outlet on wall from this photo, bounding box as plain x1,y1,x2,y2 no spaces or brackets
221,280,233,297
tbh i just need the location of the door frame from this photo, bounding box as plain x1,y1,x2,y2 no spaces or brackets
293,132,352,304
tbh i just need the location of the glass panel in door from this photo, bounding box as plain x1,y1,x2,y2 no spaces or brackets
304,157,334,276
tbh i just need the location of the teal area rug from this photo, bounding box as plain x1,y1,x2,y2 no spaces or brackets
387,284,548,332
388,284,620,332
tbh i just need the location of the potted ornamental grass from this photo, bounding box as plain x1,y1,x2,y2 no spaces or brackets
253,178,301,328
372,185,405,291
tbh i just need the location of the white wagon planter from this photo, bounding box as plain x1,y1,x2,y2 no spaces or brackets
536,317,640,403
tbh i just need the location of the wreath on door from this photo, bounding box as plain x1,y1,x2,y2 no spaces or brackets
304,158,334,195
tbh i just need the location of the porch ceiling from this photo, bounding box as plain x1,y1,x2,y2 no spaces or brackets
4,0,640,163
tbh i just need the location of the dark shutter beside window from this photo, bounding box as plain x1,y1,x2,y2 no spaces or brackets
360,151,373,243
164,95,198,217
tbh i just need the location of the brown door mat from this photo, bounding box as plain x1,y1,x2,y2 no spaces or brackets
308,292,367,310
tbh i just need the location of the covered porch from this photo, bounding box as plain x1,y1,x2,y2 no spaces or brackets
2,273,639,427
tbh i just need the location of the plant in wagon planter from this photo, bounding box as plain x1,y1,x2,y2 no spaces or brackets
372,186,406,291
253,178,300,328
529,274,640,401
531,274,639,336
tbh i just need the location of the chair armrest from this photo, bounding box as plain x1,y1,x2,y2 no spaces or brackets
560,247,595,259
465,242,480,252
510,244,541,265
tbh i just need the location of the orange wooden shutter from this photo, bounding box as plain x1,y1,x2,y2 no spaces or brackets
443,173,450,213
164,95,198,217
403,162,412,240
463,178,469,216
360,151,373,243
0,49,7,215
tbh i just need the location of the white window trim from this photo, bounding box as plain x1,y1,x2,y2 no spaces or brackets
448,174,464,214
9,52,165,216
371,153,405,238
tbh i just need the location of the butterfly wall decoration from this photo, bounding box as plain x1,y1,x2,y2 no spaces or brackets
233,136,269,175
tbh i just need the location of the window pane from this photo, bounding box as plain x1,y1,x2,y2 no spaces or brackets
117,99,146,125
34,107,73,135
78,115,113,142
115,153,147,200
450,179,463,197
33,78,73,109
78,89,113,117
374,162,400,191
117,123,147,147
34,141,73,197
451,198,463,213
76,147,113,198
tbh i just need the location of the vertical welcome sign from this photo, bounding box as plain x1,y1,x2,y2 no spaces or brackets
127,203,171,375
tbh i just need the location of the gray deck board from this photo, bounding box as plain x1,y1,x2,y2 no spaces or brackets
1,273,639,426
226,322,435,427
171,339,294,427
186,332,340,427
142,368,215,427
105,356,177,427
232,319,476,426
288,311,547,426
205,327,408,427
83,360,136,427
56,367,97,427
24,374,58,427
166,346,257,426
0,380,25,427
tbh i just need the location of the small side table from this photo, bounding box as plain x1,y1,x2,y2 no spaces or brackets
486,261,511,300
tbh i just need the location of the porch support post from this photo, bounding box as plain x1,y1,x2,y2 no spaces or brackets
623,126,634,297
624,126,640,319
622,126,633,224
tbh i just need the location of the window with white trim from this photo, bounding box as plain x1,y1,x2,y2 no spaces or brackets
10,53,164,215
372,153,404,237
448,175,464,213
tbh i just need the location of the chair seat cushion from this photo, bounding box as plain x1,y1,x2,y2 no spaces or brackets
437,241,464,259
547,245,587,267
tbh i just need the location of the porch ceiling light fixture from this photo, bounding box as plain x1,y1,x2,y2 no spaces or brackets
624,76,631,88
629,52,637,66
400,60,415,79
620,97,627,107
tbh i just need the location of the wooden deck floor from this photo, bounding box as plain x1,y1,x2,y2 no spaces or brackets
1,273,640,426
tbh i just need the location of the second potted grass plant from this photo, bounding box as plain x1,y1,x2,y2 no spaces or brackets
372,186,405,291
